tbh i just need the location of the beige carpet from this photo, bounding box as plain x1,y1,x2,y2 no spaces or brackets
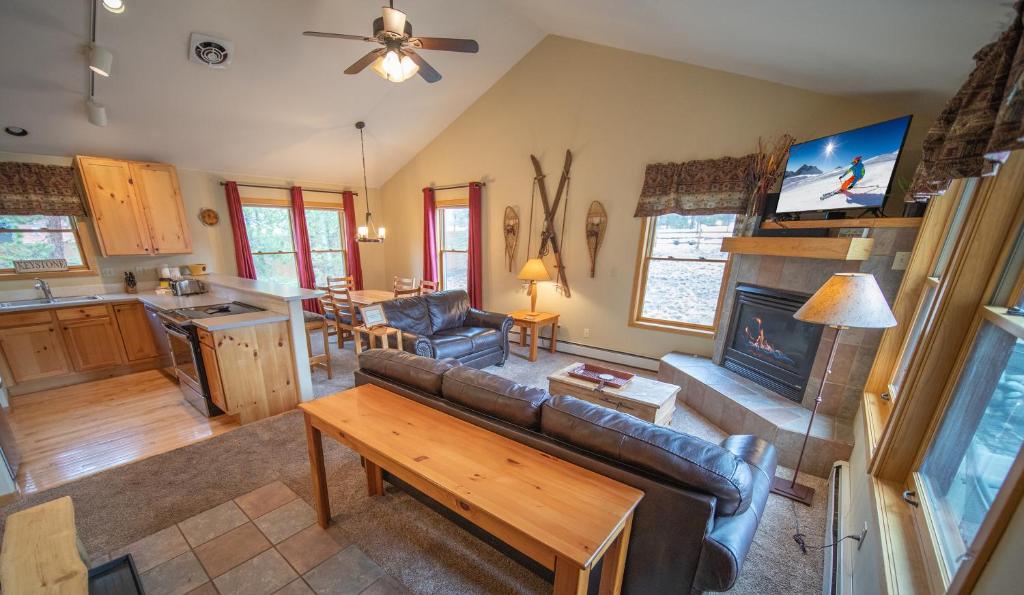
0,344,828,594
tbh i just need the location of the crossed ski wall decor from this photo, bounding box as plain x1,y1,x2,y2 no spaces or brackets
530,150,572,297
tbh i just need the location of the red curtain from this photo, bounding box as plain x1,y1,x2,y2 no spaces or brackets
422,187,438,283
341,191,364,290
224,181,256,279
467,182,483,308
289,187,321,313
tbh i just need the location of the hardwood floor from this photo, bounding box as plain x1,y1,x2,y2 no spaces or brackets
7,369,240,494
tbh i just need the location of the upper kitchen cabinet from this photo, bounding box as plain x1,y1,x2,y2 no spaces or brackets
75,156,192,256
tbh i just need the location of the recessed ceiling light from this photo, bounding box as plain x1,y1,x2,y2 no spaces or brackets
4,126,28,137
101,0,125,14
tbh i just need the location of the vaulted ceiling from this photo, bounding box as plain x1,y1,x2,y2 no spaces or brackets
0,0,1013,186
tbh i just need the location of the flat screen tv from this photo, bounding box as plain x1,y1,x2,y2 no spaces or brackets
775,115,912,214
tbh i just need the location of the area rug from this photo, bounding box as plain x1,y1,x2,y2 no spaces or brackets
1,345,828,594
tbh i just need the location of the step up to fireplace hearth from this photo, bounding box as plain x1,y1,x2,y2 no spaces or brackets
659,352,853,477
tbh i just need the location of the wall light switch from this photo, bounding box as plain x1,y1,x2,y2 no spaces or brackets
892,251,911,271
583,328,591,338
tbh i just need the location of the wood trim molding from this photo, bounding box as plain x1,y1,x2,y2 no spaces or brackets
875,152,1024,481
760,216,923,230
721,236,874,260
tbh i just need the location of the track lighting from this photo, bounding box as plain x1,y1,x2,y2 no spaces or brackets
89,45,113,77
87,100,108,127
101,0,125,14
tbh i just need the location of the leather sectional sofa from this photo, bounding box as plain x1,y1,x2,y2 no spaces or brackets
354,349,778,594
378,289,512,368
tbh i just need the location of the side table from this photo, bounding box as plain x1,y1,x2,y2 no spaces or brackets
353,325,403,355
508,310,559,362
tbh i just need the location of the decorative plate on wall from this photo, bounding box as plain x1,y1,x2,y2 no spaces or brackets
198,208,220,226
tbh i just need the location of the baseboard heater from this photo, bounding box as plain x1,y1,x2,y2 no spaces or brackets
823,461,852,595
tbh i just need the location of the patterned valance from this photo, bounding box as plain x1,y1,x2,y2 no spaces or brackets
907,2,1024,200
0,162,86,216
635,154,756,217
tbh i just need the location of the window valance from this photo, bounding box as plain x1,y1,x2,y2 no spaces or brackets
0,162,86,216
907,2,1024,200
634,154,756,218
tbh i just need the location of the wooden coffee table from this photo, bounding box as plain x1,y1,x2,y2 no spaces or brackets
547,363,678,426
509,310,559,362
300,384,643,594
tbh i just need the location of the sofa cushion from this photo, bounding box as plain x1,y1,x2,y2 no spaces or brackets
358,349,456,395
441,366,549,429
429,334,475,359
380,296,432,337
425,290,469,333
540,395,755,516
434,327,501,352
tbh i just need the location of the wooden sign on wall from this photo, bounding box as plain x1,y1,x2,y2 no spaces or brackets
13,259,69,274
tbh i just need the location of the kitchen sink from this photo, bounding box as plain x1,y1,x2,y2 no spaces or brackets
0,295,103,309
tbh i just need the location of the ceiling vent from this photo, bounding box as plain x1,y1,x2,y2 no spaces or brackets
189,33,233,68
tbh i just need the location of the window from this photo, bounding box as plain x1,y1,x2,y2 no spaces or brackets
631,213,736,332
0,215,88,274
437,205,469,291
916,311,1024,581
304,208,347,287
241,205,298,286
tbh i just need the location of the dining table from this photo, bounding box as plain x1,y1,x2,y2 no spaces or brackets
347,289,396,306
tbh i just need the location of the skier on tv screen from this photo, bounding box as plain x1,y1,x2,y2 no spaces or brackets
839,156,864,192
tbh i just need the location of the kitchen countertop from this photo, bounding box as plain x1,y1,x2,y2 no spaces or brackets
0,291,235,313
199,274,324,302
191,311,290,331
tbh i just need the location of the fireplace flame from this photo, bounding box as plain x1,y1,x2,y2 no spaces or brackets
743,317,795,366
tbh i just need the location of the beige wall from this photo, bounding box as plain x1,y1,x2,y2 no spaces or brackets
0,151,386,295
379,35,921,358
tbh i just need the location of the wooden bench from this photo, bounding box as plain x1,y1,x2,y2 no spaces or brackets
1,496,88,595
300,384,644,594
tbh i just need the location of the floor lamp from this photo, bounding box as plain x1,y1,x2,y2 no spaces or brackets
770,273,897,506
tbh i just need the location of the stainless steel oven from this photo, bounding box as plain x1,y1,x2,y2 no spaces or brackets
155,302,264,417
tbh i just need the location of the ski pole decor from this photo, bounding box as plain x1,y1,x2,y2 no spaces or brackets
585,201,607,278
503,206,519,272
529,150,572,297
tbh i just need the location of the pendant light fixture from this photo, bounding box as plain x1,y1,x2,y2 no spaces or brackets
86,0,111,126
355,121,385,243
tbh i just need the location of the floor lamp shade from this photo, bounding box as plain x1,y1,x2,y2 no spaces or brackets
794,273,896,329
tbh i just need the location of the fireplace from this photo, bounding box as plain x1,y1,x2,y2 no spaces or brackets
722,284,824,402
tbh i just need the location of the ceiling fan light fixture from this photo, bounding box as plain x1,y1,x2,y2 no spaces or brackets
101,0,125,14
381,6,407,35
89,45,113,77
372,49,418,82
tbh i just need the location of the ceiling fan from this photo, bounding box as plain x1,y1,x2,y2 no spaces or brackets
303,1,479,83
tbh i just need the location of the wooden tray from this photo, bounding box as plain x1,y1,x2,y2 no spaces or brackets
567,363,634,389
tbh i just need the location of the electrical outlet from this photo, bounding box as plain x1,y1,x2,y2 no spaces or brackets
583,328,590,338
892,251,911,271
100,267,116,277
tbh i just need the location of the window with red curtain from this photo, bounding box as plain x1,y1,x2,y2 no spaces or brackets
467,182,483,308
341,191,364,290
224,181,256,279
289,186,321,313
423,187,438,283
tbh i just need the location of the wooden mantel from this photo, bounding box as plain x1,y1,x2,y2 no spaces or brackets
722,236,874,261
759,216,922,230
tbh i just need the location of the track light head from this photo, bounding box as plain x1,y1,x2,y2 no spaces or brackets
87,99,108,127
89,45,113,77
101,0,125,14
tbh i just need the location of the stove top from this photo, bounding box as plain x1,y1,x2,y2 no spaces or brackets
161,302,263,325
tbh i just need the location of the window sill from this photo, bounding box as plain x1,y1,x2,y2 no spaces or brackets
628,319,715,339
0,269,99,281
871,475,938,594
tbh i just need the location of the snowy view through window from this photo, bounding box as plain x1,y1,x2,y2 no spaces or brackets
640,214,735,327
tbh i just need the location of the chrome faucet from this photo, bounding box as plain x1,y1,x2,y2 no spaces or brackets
34,278,54,302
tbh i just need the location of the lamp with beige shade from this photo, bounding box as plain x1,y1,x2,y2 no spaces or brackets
517,258,551,314
772,273,897,506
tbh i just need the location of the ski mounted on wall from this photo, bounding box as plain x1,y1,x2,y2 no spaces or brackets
530,150,572,297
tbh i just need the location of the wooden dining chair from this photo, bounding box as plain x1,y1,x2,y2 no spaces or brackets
326,276,359,349
303,311,333,379
419,280,438,294
393,276,420,298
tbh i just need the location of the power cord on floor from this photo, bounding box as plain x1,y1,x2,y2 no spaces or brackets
790,500,865,555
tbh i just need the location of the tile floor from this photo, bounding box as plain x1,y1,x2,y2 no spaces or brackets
98,481,408,595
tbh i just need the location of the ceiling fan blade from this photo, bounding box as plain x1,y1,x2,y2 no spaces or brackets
405,50,441,83
345,49,385,74
411,37,479,53
303,31,374,42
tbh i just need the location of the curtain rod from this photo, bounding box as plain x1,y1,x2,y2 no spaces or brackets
219,181,357,196
431,182,487,191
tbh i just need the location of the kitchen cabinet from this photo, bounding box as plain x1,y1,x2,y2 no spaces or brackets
60,316,124,372
197,322,297,424
75,156,192,256
113,302,160,361
0,323,71,383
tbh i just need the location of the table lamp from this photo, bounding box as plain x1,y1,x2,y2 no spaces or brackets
517,258,551,314
772,273,897,506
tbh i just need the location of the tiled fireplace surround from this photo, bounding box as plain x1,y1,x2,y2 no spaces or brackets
658,227,917,476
